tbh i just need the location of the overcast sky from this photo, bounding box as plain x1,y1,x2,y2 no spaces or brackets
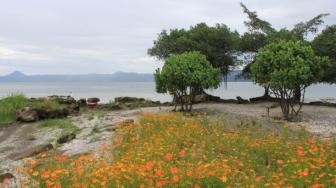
0,0,335,75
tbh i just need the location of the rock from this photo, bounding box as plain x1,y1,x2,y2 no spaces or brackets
10,143,54,160
57,133,76,144
48,95,77,104
16,107,39,122
115,97,145,103
77,98,87,107
35,108,69,119
0,173,15,183
236,96,249,104
68,103,80,113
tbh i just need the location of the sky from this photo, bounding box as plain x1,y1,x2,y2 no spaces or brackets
0,0,335,75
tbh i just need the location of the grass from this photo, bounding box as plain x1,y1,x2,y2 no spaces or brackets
0,94,68,125
32,100,66,110
18,113,335,188
0,94,27,124
38,119,80,135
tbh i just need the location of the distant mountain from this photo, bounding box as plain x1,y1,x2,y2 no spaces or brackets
0,70,250,82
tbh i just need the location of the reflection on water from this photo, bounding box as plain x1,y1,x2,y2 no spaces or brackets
0,82,335,103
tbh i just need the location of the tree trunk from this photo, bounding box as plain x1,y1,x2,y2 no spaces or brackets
294,87,301,102
263,86,270,97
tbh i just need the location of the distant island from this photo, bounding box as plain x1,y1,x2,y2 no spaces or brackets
0,70,250,82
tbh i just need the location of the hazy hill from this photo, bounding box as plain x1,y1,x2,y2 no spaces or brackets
0,70,250,82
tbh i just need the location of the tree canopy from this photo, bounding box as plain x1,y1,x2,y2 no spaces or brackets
155,51,221,111
312,25,336,83
148,23,240,81
239,3,329,97
251,41,330,119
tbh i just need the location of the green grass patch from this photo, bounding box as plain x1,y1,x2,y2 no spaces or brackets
38,119,79,135
0,94,27,124
32,100,66,110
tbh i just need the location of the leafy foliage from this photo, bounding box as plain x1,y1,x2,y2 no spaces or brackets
292,13,330,39
239,3,330,97
240,32,268,52
252,41,329,119
240,2,275,35
148,23,240,78
155,51,221,111
312,25,336,83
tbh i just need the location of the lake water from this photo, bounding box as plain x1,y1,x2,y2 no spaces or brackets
0,82,335,103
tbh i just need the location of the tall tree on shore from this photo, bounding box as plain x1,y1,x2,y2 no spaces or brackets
148,23,240,84
239,2,329,99
312,25,336,84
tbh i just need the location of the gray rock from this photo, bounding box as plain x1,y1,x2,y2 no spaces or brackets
16,107,38,122
10,143,54,160
57,133,76,144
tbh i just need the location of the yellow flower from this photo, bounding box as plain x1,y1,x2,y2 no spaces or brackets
220,175,227,182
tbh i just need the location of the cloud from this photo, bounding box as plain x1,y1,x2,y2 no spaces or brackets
0,0,335,75
0,47,50,61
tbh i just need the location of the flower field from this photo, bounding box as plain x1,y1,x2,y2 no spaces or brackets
19,113,335,187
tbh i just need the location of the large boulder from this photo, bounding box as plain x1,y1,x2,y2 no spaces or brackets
10,143,54,160
16,107,38,122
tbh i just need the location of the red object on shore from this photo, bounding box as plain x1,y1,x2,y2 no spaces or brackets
87,102,97,109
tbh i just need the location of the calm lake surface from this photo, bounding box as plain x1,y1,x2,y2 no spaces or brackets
0,82,335,103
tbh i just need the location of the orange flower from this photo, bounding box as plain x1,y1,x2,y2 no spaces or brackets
277,160,284,166
156,181,168,187
171,175,180,183
170,167,178,174
145,162,155,171
54,155,69,162
194,184,201,188
256,176,264,182
297,146,304,157
311,184,322,188
155,169,164,177
179,150,185,158
191,152,196,157
298,169,309,176
208,170,216,176
186,171,193,177
165,153,173,160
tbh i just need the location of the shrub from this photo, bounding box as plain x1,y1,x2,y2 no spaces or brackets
251,40,329,119
155,51,221,111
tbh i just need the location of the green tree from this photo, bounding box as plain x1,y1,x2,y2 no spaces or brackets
240,3,329,99
251,41,329,119
312,25,336,83
155,51,221,111
149,23,240,82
